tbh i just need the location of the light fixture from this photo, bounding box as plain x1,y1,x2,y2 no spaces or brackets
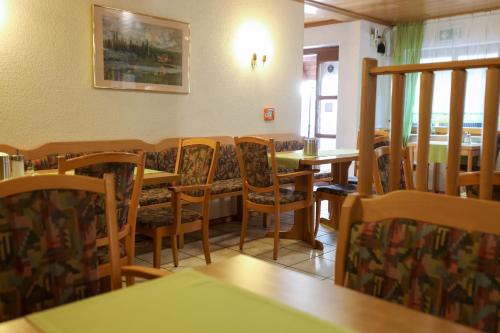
0,0,7,27
251,53,267,70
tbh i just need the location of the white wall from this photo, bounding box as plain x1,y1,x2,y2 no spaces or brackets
304,20,391,149
0,0,304,148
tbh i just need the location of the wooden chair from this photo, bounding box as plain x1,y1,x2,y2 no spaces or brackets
372,145,414,195
58,152,145,286
336,191,500,332
136,138,220,268
458,171,500,200
235,136,315,260
0,174,167,322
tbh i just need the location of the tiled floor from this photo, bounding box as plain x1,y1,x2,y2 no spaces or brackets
134,208,337,282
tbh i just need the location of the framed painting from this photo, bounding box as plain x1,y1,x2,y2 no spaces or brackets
92,5,190,93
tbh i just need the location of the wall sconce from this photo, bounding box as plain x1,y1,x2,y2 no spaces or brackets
251,53,267,69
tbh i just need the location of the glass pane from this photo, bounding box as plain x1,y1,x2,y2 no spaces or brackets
301,54,317,137
318,99,337,136
319,61,338,96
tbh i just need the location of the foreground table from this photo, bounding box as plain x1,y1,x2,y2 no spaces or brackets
274,149,358,249
0,255,476,333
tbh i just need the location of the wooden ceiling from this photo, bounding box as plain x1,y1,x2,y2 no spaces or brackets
301,0,500,27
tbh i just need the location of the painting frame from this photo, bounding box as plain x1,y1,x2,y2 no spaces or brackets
92,4,190,94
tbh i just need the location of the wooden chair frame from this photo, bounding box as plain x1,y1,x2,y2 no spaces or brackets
235,136,315,260
335,191,500,286
0,174,168,293
58,151,146,285
372,146,414,195
137,138,220,268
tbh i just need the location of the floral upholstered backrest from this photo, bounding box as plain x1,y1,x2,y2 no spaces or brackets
345,218,499,332
237,142,273,188
376,151,406,193
0,189,101,322
75,163,135,237
145,148,177,173
177,144,215,195
214,144,241,181
274,139,304,152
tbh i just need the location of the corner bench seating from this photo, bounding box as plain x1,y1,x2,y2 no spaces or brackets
9,134,332,219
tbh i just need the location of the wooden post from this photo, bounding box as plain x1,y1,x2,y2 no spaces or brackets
358,58,378,197
416,71,434,191
445,70,467,195
480,67,500,200
389,74,405,192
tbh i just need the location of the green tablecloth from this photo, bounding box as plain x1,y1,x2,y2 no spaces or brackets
274,149,358,169
426,141,481,164
27,270,352,333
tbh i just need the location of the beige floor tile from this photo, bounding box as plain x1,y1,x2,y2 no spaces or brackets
317,249,336,261
285,267,324,279
136,248,191,265
256,248,314,266
315,232,337,246
284,242,335,257
210,233,241,247
178,240,223,257
198,248,240,262
289,257,335,278
230,239,274,256
258,237,301,247
162,256,208,272
251,255,287,268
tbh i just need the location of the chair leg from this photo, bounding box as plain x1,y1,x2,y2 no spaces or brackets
239,202,249,250
273,207,280,260
202,220,211,264
178,234,185,249
171,234,179,267
314,197,321,237
262,213,268,228
153,230,162,269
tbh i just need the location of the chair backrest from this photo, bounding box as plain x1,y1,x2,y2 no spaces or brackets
234,136,278,192
174,138,220,198
0,174,119,322
373,146,414,194
336,191,500,332
58,152,145,276
458,171,500,201
358,57,500,199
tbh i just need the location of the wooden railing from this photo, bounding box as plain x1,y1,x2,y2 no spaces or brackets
358,57,500,200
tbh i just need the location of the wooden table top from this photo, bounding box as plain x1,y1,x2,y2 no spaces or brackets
274,150,359,167
0,255,476,333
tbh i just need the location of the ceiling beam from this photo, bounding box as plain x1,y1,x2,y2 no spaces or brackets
304,19,341,28
299,0,393,26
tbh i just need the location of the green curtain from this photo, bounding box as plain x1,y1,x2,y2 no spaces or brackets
394,22,424,146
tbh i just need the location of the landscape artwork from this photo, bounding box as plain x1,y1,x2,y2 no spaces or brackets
93,5,190,93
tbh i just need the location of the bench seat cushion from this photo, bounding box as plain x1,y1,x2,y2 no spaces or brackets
139,186,172,206
137,206,202,228
248,188,307,205
211,178,243,195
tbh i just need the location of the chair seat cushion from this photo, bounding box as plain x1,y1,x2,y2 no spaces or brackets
139,186,172,206
211,178,243,195
248,188,307,205
316,184,357,196
137,206,202,228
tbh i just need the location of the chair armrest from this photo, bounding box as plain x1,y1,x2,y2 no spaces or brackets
167,184,212,193
121,265,170,279
276,170,318,179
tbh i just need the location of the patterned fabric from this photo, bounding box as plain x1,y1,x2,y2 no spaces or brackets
137,206,202,228
25,153,81,171
0,189,101,322
376,154,406,193
97,242,126,265
214,144,241,181
316,183,357,196
211,178,243,195
177,144,215,197
248,188,307,205
75,162,135,237
139,186,172,206
237,142,273,188
274,140,304,152
345,219,500,332
145,148,177,172
464,185,500,201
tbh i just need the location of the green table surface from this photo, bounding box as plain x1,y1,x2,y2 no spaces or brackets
27,270,352,333
274,149,358,169
426,141,481,164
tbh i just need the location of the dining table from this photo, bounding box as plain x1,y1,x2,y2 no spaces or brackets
0,255,476,333
273,149,359,250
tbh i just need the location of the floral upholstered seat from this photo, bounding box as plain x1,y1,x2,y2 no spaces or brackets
139,186,172,206
211,178,243,195
345,218,499,332
0,189,101,322
137,206,202,228
248,188,308,205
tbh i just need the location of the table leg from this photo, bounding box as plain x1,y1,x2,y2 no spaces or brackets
433,163,440,193
467,150,473,172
